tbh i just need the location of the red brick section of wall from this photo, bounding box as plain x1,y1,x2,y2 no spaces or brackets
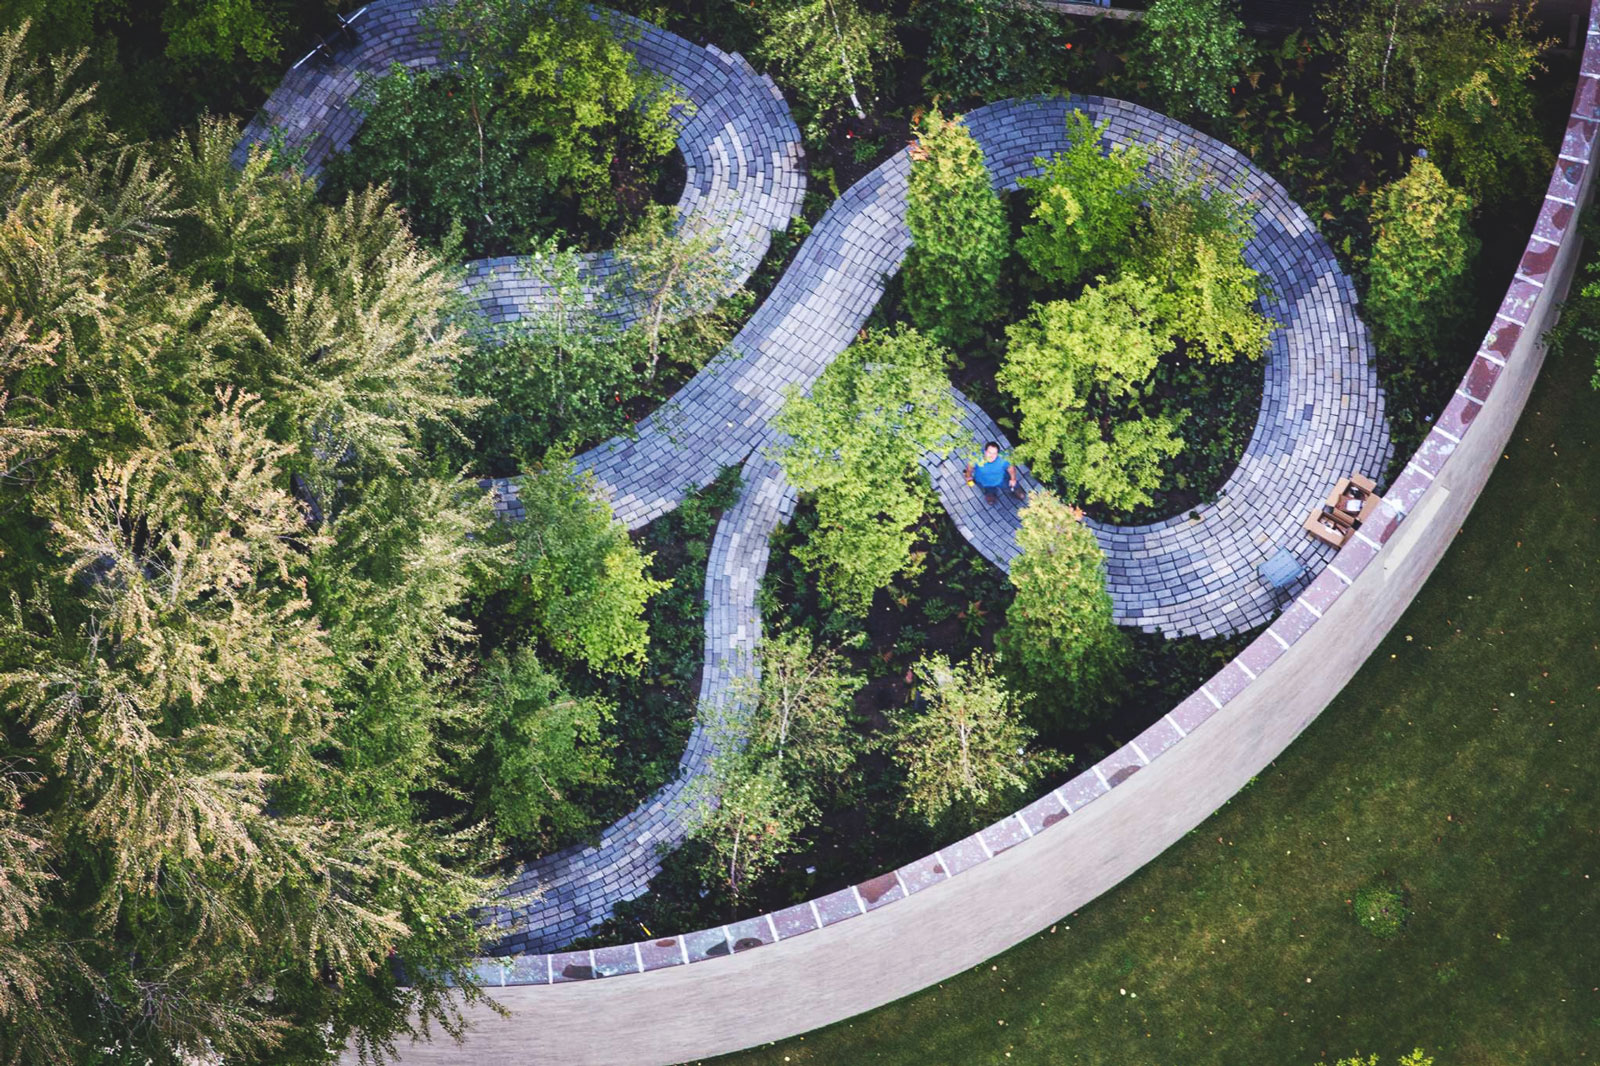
363,7,1600,1064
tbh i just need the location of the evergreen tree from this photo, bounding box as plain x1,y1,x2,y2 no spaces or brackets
0,42,508,1060
997,490,1126,724
1365,157,1478,361
903,108,1008,348
773,327,959,614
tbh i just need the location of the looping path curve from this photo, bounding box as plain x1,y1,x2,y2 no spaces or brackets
246,7,1390,955
235,0,806,328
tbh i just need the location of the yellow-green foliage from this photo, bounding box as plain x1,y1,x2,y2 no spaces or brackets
903,108,1009,347
510,456,671,675
773,327,959,614
1017,112,1148,285
1365,157,1478,359
998,275,1184,511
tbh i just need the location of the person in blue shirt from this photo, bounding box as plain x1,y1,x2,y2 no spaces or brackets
964,440,1024,504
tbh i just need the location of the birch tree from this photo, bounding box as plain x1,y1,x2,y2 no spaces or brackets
754,0,900,139
886,653,1061,828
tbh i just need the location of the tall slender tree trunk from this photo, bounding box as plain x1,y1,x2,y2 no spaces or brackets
823,0,867,120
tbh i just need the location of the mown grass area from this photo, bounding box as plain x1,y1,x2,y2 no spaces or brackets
707,316,1600,1064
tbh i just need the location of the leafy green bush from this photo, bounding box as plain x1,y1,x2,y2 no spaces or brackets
457,240,633,468
1138,0,1253,119
322,0,682,255
913,0,1063,103
1354,881,1411,939
507,456,670,674
999,275,1185,511
1364,157,1478,361
904,109,1009,348
773,327,959,613
997,491,1126,724
885,652,1061,829
1017,112,1148,286
1134,148,1273,364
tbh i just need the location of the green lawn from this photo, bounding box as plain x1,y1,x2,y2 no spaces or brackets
708,339,1600,1064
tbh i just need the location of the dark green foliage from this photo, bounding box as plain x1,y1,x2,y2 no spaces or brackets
4,0,342,138
903,109,1009,347
1138,0,1253,120
1323,0,1552,204
321,0,682,256
455,243,634,469
472,646,616,847
912,0,1063,104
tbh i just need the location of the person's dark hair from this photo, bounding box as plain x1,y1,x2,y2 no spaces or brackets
985,440,1000,452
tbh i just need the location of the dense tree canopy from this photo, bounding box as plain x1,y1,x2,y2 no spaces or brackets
1324,0,1552,203
0,33,671,1061
773,327,960,613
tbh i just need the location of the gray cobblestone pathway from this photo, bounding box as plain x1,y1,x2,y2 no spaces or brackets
480,452,796,954
235,0,805,328
250,29,1391,951
584,94,1390,637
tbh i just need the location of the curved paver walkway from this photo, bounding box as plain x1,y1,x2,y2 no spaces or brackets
481,453,795,953
247,7,1393,963
236,0,805,327
360,8,1599,1056
583,94,1390,638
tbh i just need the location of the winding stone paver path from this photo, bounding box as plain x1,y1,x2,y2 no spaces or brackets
248,12,1391,954
236,0,806,328
586,95,1391,637
481,453,796,953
